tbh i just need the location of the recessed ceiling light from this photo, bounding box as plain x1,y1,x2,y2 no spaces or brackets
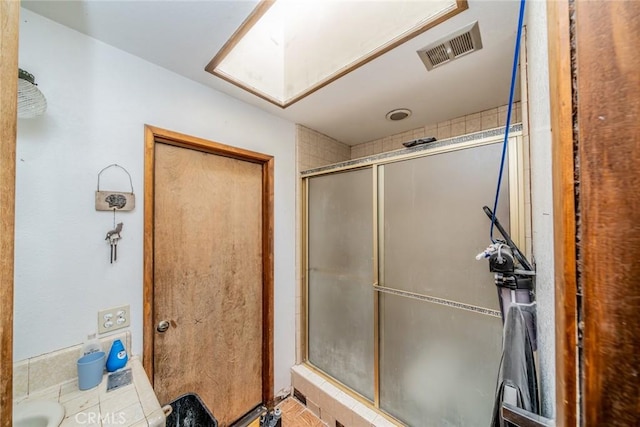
386,109,412,121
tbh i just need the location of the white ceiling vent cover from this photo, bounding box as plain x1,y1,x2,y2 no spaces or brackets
418,21,483,71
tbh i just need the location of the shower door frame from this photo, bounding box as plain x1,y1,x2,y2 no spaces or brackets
300,131,527,417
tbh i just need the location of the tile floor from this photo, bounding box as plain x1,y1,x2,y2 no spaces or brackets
276,397,326,427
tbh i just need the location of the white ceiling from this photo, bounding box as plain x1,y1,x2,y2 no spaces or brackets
21,0,521,146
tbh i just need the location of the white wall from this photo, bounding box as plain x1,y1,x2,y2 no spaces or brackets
15,9,296,394
525,1,556,419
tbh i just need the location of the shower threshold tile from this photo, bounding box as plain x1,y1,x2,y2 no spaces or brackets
277,397,326,427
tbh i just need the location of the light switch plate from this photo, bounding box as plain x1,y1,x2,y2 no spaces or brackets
98,304,130,334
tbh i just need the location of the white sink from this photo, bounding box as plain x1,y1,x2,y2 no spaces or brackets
13,400,65,427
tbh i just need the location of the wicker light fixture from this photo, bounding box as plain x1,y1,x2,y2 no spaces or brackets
17,68,47,118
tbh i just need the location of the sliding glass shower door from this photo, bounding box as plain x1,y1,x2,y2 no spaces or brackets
304,138,522,426
306,167,375,400
378,143,508,426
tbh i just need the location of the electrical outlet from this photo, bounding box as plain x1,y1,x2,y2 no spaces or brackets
98,304,130,334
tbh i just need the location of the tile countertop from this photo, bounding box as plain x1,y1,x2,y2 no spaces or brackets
14,356,166,427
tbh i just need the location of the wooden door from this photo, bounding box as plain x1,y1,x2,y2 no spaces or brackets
144,127,274,427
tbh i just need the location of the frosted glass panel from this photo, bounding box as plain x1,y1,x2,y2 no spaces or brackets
380,293,503,426
307,168,374,400
382,142,509,309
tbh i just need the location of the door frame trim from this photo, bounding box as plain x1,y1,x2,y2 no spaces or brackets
143,125,275,405
546,1,577,424
0,2,19,425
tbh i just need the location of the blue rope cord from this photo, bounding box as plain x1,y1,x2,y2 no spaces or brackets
491,0,527,243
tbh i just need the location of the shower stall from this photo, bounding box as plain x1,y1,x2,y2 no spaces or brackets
301,130,527,426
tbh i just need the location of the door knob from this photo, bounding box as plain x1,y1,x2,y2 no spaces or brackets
156,320,170,333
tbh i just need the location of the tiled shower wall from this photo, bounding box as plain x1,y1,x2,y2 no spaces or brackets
350,102,522,159
296,125,352,171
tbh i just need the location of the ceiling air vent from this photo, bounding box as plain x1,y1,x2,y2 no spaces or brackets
418,21,483,71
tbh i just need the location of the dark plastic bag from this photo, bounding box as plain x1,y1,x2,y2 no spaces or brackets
165,393,218,427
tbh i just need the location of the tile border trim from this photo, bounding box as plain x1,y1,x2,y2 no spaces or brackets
301,124,523,176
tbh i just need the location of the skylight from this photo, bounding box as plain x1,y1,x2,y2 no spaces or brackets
206,0,467,108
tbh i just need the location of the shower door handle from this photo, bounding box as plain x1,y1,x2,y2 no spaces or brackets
156,320,170,333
